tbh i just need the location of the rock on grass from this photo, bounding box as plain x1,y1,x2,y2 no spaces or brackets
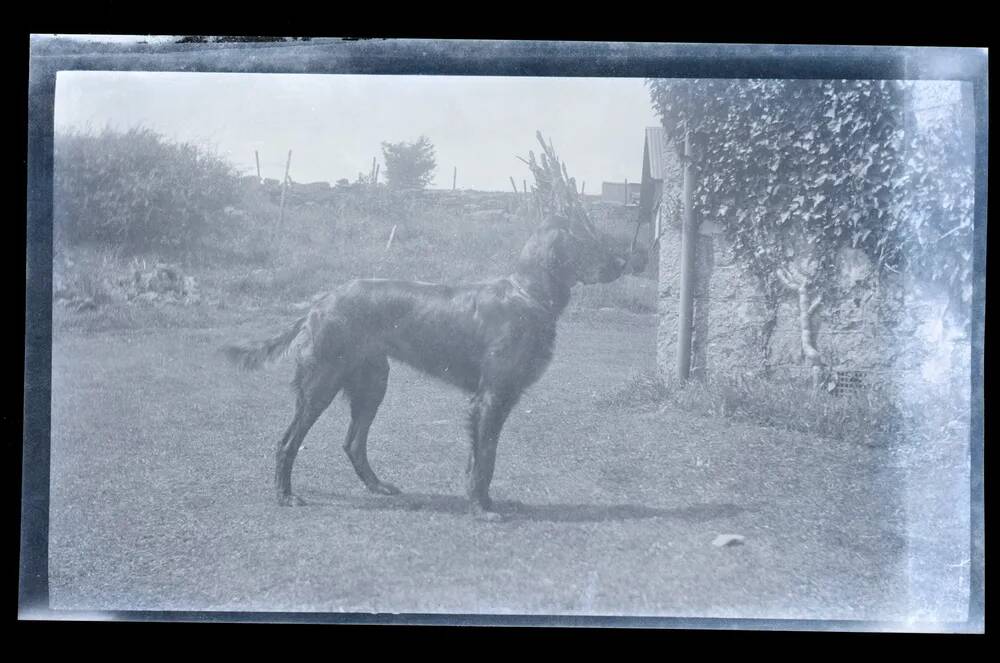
712,534,746,547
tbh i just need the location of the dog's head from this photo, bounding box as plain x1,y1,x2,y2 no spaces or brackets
520,213,642,286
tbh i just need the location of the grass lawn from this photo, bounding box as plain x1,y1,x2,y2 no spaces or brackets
49,310,911,619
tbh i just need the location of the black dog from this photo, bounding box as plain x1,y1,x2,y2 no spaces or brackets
225,212,645,519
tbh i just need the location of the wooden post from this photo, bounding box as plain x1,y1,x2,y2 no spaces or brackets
624,178,629,205
510,176,519,194
274,149,293,252
370,156,377,183
581,181,586,195
374,163,380,185
453,166,457,191
523,179,527,194
254,150,261,182
676,132,695,381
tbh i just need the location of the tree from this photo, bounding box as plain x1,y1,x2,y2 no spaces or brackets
646,78,973,386
381,136,437,190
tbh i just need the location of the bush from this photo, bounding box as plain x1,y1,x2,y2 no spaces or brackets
54,127,241,253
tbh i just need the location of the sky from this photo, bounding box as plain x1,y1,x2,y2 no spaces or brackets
55,72,662,192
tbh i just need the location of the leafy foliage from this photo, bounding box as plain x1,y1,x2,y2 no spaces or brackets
646,79,974,309
54,127,241,253
892,112,975,304
381,136,437,190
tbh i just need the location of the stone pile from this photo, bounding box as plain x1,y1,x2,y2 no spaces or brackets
125,263,201,305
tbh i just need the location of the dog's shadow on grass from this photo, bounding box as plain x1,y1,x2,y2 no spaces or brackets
300,490,743,524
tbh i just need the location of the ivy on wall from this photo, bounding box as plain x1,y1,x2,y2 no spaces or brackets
646,78,974,383
646,78,973,311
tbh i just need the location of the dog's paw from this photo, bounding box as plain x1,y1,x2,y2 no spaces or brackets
367,481,401,496
472,509,505,523
277,493,308,507
470,498,503,522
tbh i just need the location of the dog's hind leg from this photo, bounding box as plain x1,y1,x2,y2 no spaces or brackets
343,354,400,496
275,361,344,506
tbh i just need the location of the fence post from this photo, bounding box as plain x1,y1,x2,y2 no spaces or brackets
510,176,519,194
676,132,695,381
274,149,293,253
254,150,261,182
453,166,457,191
374,163,380,185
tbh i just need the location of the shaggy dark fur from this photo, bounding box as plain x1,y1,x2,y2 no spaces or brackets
224,213,645,518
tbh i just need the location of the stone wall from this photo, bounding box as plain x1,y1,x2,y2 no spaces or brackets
657,202,972,393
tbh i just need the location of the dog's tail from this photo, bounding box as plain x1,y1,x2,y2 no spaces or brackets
222,315,308,371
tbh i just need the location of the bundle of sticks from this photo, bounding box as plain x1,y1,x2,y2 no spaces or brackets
519,131,589,223
519,131,663,271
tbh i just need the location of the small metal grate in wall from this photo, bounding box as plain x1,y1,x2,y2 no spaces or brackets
831,370,868,396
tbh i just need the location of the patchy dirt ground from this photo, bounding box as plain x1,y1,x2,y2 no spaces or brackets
50,311,913,619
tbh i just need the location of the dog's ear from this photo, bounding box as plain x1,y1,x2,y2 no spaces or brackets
543,227,576,284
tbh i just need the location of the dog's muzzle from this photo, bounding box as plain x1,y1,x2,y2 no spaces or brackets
627,248,648,275
598,256,630,282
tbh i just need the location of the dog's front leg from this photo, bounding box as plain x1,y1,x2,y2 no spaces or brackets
466,388,516,521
